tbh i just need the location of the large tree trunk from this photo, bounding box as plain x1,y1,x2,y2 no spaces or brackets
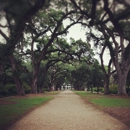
99,44,112,95
9,55,25,96
38,87,43,93
52,83,55,91
14,76,25,96
117,72,127,95
39,69,47,93
104,74,110,94
31,75,38,94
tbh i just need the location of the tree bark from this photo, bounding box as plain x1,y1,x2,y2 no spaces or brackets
39,70,47,93
38,87,43,93
117,72,128,95
31,73,38,94
99,43,111,95
99,24,129,96
51,83,55,91
9,55,25,96
104,74,110,94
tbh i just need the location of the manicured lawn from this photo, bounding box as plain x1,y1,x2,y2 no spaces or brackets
91,98,130,107
0,91,60,129
74,91,130,107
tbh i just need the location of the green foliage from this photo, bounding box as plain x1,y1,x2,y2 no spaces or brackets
2,84,17,96
0,0,129,96
126,86,130,95
23,83,31,94
85,60,104,89
0,83,31,96
93,87,104,93
109,84,118,94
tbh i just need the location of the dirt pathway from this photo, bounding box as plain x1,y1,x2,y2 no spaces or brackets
6,90,129,130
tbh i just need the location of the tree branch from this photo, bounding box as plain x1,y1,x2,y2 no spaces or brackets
89,0,98,26
70,0,90,17
0,29,8,41
103,0,123,35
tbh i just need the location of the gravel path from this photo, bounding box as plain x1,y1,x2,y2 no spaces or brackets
7,90,129,130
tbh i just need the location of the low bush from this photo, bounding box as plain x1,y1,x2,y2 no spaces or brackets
23,83,31,94
109,84,118,94
93,87,104,93
43,87,50,92
0,83,31,96
126,86,130,95
2,84,17,96
109,85,130,95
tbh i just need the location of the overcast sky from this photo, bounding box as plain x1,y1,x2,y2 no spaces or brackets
63,20,110,65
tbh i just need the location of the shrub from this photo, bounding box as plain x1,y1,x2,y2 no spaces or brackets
23,83,31,94
100,88,104,93
109,84,118,94
3,84,17,96
126,86,130,95
43,87,50,92
93,87,104,93
0,83,31,96
93,87,97,92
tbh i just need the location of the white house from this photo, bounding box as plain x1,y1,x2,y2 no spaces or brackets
61,84,74,90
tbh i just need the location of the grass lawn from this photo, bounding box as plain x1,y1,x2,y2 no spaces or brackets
74,91,130,127
74,91,130,107
0,91,60,129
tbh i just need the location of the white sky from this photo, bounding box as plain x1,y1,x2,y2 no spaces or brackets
0,18,6,42
63,20,110,65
